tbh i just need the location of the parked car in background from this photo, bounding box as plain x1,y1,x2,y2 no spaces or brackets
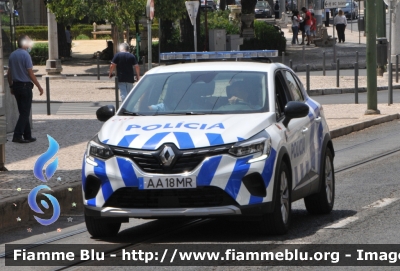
201,0,216,11
255,1,272,18
334,0,358,19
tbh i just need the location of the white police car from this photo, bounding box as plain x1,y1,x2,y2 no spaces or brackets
82,51,335,237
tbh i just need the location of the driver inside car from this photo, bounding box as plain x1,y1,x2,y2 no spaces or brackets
218,80,254,110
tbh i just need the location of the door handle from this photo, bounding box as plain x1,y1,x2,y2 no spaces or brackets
302,127,309,134
315,116,322,122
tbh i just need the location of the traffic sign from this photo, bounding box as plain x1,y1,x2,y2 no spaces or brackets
185,1,199,26
324,0,347,8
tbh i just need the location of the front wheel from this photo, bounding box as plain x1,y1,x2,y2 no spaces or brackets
258,161,291,235
85,211,121,237
304,148,335,214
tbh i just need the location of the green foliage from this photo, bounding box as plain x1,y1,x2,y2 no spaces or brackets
29,43,48,65
200,10,240,35
241,21,286,53
154,0,187,21
1,14,10,26
46,0,147,29
75,34,90,40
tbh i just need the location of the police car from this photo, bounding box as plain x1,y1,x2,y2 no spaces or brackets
82,50,335,237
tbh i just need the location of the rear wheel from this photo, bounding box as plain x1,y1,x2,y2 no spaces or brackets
85,211,121,237
258,161,291,235
304,148,335,214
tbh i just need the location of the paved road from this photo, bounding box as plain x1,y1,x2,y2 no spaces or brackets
2,120,400,270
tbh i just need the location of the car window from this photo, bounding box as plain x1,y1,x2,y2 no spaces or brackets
275,71,290,118
122,71,269,115
282,70,304,102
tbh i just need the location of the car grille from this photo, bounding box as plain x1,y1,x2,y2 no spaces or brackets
111,144,231,174
103,187,237,208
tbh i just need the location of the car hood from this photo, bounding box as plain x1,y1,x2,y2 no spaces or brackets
98,113,276,150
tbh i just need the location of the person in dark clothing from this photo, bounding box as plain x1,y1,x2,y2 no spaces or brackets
7,35,44,143
274,1,280,19
109,43,141,101
65,25,72,58
325,8,330,27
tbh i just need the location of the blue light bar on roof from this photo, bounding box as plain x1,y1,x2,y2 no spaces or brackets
160,50,278,61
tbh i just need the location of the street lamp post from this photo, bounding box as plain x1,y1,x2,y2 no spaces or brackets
383,0,396,105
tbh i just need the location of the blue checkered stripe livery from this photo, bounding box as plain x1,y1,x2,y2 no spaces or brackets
105,131,235,150
82,148,277,208
292,99,323,186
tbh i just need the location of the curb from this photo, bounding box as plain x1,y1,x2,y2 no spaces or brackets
330,113,400,139
0,182,83,231
309,85,400,96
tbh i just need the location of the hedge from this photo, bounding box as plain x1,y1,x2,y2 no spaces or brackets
5,24,160,41
240,21,286,54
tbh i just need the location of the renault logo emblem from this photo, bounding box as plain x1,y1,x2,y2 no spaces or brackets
160,146,175,166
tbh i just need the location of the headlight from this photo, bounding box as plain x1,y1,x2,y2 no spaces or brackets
229,142,265,156
86,136,114,159
229,131,272,158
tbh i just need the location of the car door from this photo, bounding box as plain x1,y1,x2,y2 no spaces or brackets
274,70,311,199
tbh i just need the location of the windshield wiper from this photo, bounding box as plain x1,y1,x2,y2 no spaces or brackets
120,110,145,116
185,112,205,115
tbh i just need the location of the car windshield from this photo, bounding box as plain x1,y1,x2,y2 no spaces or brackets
256,2,268,7
121,71,269,115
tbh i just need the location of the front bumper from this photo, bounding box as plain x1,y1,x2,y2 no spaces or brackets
85,205,241,217
82,149,277,215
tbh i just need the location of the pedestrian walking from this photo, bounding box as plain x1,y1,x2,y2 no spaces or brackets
291,10,300,45
301,7,312,45
334,10,347,43
274,1,280,19
7,35,43,143
109,43,141,102
310,12,317,44
65,25,73,58
325,8,330,27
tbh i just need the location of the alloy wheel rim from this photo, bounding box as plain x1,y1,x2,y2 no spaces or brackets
280,172,289,224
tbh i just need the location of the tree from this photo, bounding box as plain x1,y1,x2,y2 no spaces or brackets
241,0,257,14
154,0,201,52
46,0,146,55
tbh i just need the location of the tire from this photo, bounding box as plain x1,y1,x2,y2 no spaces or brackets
258,161,291,235
85,212,121,237
304,148,335,214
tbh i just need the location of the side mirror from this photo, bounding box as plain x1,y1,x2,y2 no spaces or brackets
282,101,309,127
96,105,115,122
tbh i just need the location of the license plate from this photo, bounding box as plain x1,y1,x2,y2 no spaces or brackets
139,177,196,190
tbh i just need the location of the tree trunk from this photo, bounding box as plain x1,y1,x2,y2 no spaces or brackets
112,24,119,55
241,0,257,14
226,0,235,5
159,19,173,52
57,23,68,58
220,0,226,10
180,16,194,51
